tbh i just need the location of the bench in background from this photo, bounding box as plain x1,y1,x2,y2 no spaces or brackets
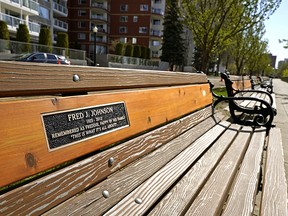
0,61,287,215
212,72,276,127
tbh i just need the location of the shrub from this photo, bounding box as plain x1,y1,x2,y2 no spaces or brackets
115,42,124,55
39,28,52,52
133,45,141,58
0,21,9,40
140,46,146,59
124,44,133,57
16,24,30,52
146,47,151,59
56,32,69,55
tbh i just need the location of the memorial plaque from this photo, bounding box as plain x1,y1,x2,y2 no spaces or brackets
42,102,130,151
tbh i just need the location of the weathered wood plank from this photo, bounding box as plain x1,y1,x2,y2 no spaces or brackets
0,84,212,187
185,126,253,215
0,108,218,216
260,128,288,216
0,61,208,96
101,121,231,216
148,124,241,216
222,128,266,216
44,118,227,216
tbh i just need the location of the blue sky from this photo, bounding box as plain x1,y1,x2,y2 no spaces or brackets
264,0,288,65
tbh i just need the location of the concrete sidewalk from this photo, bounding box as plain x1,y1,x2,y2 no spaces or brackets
273,79,288,189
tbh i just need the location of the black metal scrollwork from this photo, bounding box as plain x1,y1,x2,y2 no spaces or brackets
209,72,277,128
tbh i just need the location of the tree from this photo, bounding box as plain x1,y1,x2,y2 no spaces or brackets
181,0,282,73
160,0,186,71
16,24,30,52
39,27,52,53
228,21,268,75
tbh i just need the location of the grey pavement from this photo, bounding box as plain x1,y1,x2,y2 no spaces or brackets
273,79,288,189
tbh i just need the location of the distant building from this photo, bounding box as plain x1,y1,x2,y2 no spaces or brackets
278,58,288,69
0,0,68,43
267,53,276,69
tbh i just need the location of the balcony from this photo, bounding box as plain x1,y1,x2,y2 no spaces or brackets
1,0,39,15
151,8,164,16
91,2,107,10
150,30,162,37
0,12,40,35
53,2,68,16
91,15,107,22
54,19,68,31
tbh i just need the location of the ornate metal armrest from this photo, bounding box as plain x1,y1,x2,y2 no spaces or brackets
209,81,276,128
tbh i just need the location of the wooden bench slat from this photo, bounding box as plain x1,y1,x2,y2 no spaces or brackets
148,124,242,215
44,116,226,216
101,121,230,215
0,84,212,187
0,108,220,216
185,126,253,215
261,128,288,216
0,61,208,97
222,128,266,216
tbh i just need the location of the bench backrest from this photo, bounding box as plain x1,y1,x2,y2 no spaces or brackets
0,61,212,188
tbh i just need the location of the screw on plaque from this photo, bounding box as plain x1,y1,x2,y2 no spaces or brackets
73,74,80,82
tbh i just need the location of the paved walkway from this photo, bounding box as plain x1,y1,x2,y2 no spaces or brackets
273,79,288,188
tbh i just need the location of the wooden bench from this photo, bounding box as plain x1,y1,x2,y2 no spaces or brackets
0,61,287,215
250,75,273,93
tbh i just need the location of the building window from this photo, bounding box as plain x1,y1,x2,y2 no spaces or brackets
132,38,137,44
153,19,161,25
78,10,86,16
119,26,127,33
152,40,160,46
78,33,86,40
39,6,50,19
139,27,147,33
140,4,149,11
81,45,86,50
120,16,128,22
120,4,128,11
133,16,138,22
79,0,86,4
78,21,86,28
120,37,127,43
154,0,162,3
152,51,159,57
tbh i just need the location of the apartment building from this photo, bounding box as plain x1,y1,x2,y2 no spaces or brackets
67,0,165,59
0,0,68,43
67,0,109,58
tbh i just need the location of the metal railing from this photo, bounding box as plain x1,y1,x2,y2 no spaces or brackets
107,54,159,67
53,2,68,16
0,13,40,34
0,39,86,60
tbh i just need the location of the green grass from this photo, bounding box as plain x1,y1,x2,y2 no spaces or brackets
212,87,227,97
